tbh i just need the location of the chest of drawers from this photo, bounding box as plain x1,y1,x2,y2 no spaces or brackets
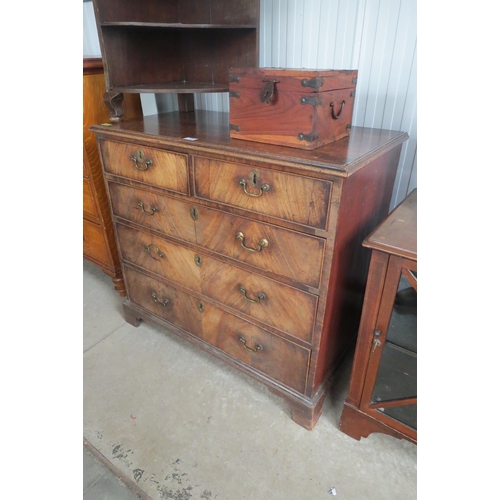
91,111,408,430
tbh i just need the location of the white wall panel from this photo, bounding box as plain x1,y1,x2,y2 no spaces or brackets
83,0,417,206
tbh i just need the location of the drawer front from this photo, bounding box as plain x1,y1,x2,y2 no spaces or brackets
125,266,202,335
201,303,310,394
83,178,99,220
115,223,202,292
101,140,189,194
116,223,316,342
196,206,325,288
201,258,317,343
83,219,111,266
193,156,332,230
108,182,196,243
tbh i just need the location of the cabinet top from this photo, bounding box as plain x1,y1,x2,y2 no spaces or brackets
364,189,417,260
90,111,408,177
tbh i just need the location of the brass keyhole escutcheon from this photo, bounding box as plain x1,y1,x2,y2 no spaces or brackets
195,255,203,267
190,206,199,220
197,301,205,313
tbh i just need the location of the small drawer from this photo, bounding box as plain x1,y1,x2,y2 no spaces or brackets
193,156,333,230
201,303,310,394
83,179,99,220
100,140,189,194
124,266,202,336
107,182,196,243
83,219,111,267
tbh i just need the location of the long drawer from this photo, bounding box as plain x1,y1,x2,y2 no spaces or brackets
100,140,189,194
124,266,310,394
108,182,325,289
193,156,334,230
116,223,317,343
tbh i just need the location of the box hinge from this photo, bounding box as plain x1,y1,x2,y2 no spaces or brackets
298,132,319,143
230,124,240,132
301,77,324,91
352,77,358,84
229,90,240,98
229,74,241,83
300,96,322,106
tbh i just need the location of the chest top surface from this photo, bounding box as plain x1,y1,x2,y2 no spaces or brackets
363,188,417,260
90,111,408,177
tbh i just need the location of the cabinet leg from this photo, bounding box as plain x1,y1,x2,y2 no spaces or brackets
281,392,327,430
339,403,410,442
123,301,141,327
268,387,327,431
111,273,127,297
103,91,125,122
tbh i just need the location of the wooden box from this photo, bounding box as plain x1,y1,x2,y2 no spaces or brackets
229,68,358,150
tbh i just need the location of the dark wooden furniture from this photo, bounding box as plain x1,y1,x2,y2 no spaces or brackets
339,189,417,444
83,57,142,295
91,0,259,117
229,68,357,150
91,111,407,429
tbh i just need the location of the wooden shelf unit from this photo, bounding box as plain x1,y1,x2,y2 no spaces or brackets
91,0,259,117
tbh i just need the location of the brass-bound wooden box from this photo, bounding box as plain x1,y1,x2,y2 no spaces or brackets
229,68,358,150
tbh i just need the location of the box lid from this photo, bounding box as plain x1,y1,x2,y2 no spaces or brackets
229,67,358,93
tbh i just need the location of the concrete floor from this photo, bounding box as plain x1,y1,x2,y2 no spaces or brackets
83,259,417,500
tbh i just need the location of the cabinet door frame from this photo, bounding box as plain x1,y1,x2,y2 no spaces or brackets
359,254,417,441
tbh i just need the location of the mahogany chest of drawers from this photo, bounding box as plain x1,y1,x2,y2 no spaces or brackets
91,111,408,429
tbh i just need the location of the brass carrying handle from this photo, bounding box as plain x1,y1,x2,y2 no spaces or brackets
138,201,158,216
239,179,270,198
239,336,263,353
144,244,164,258
236,231,268,253
330,100,345,120
151,292,169,307
239,286,266,304
130,148,153,171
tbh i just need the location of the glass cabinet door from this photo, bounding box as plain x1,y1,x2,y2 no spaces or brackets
361,259,417,434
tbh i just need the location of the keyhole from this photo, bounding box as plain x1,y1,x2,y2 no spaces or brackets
250,170,259,187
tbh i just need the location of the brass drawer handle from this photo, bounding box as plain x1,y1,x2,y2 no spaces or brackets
130,148,153,171
151,292,169,307
239,286,266,304
138,201,158,216
239,179,270,198
239,336,263,353
236,231,268,253
330,100,345,120
144,244,164,258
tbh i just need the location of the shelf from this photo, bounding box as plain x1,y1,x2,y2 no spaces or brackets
111,82,230,94
101,22,257,29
